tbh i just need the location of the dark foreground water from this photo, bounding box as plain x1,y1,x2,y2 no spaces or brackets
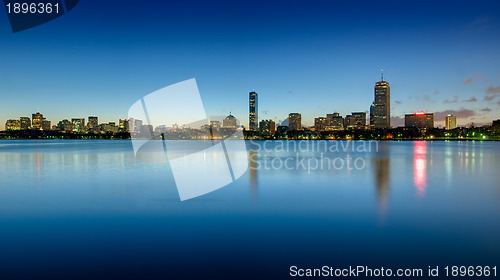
0,140,499,279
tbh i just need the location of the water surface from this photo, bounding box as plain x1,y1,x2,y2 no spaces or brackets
0,140,499,279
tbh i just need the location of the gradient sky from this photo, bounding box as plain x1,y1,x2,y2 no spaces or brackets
1,0,499,129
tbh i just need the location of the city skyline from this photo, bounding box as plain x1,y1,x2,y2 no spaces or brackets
3,73,499,131
1,1,500,130
3,91,499,133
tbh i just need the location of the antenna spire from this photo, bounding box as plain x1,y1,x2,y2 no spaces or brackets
381,69,384,81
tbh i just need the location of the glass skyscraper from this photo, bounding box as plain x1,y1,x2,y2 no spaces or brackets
249,91,258,131
372,73,391,129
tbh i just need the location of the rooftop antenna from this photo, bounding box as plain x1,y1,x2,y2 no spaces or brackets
381,69,384,81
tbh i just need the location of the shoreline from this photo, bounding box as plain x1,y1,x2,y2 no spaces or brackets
1,138,499,141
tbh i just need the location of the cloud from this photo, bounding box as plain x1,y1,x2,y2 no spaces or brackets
463,72,482,84
395,100,402,104
485,86,500,102
480,108,491,112
487,86,500,94
443,96,459,104
461,97,477,103
434,109,476,121
390,116,404,127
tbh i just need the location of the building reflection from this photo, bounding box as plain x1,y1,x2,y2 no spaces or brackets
373,143,390,219
413,141,427,198
249,150,258,196
34,152,42,184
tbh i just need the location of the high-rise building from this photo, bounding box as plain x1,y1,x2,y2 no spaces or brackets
405,112,434,129
259,119,275,136
72,118,85,133
102,122,119,133
223,113,237,129
128,117,135,132
32,112,44,130
209,120,221,130
345,115,356,129
5,120,21,130
88,116,99,133
276,126,288,136
42,120,51,131
352,112,367,129
134,119,143,132
493,120,500,134
288,113,301,131
314,117,326,131
20,117,31,130
119,119,129,132
445,115,457,130
249,91,258,131
208,121,221,139
369,103,375,128
372,71,390,128
57,119,72,132
326,113,344,130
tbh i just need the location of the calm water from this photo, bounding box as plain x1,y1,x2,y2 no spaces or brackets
0,140,499,279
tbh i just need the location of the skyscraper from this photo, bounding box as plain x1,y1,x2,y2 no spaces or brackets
20,117,31,130
288,113,301,131
249,91,258,131
445,115,457,130
32,112,44,130
372,71,390,128
369,102,375,128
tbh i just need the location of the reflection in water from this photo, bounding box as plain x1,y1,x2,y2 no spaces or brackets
373,143,390,219
249,151,258,196
413,141,427,198
34,153,42,184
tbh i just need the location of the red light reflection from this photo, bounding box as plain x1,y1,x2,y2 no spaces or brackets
414,141,427,197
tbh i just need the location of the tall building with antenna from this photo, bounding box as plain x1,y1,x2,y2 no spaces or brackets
249,90,258,131
371,70,391,128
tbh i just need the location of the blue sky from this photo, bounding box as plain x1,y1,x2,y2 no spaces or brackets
1,0,499,129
